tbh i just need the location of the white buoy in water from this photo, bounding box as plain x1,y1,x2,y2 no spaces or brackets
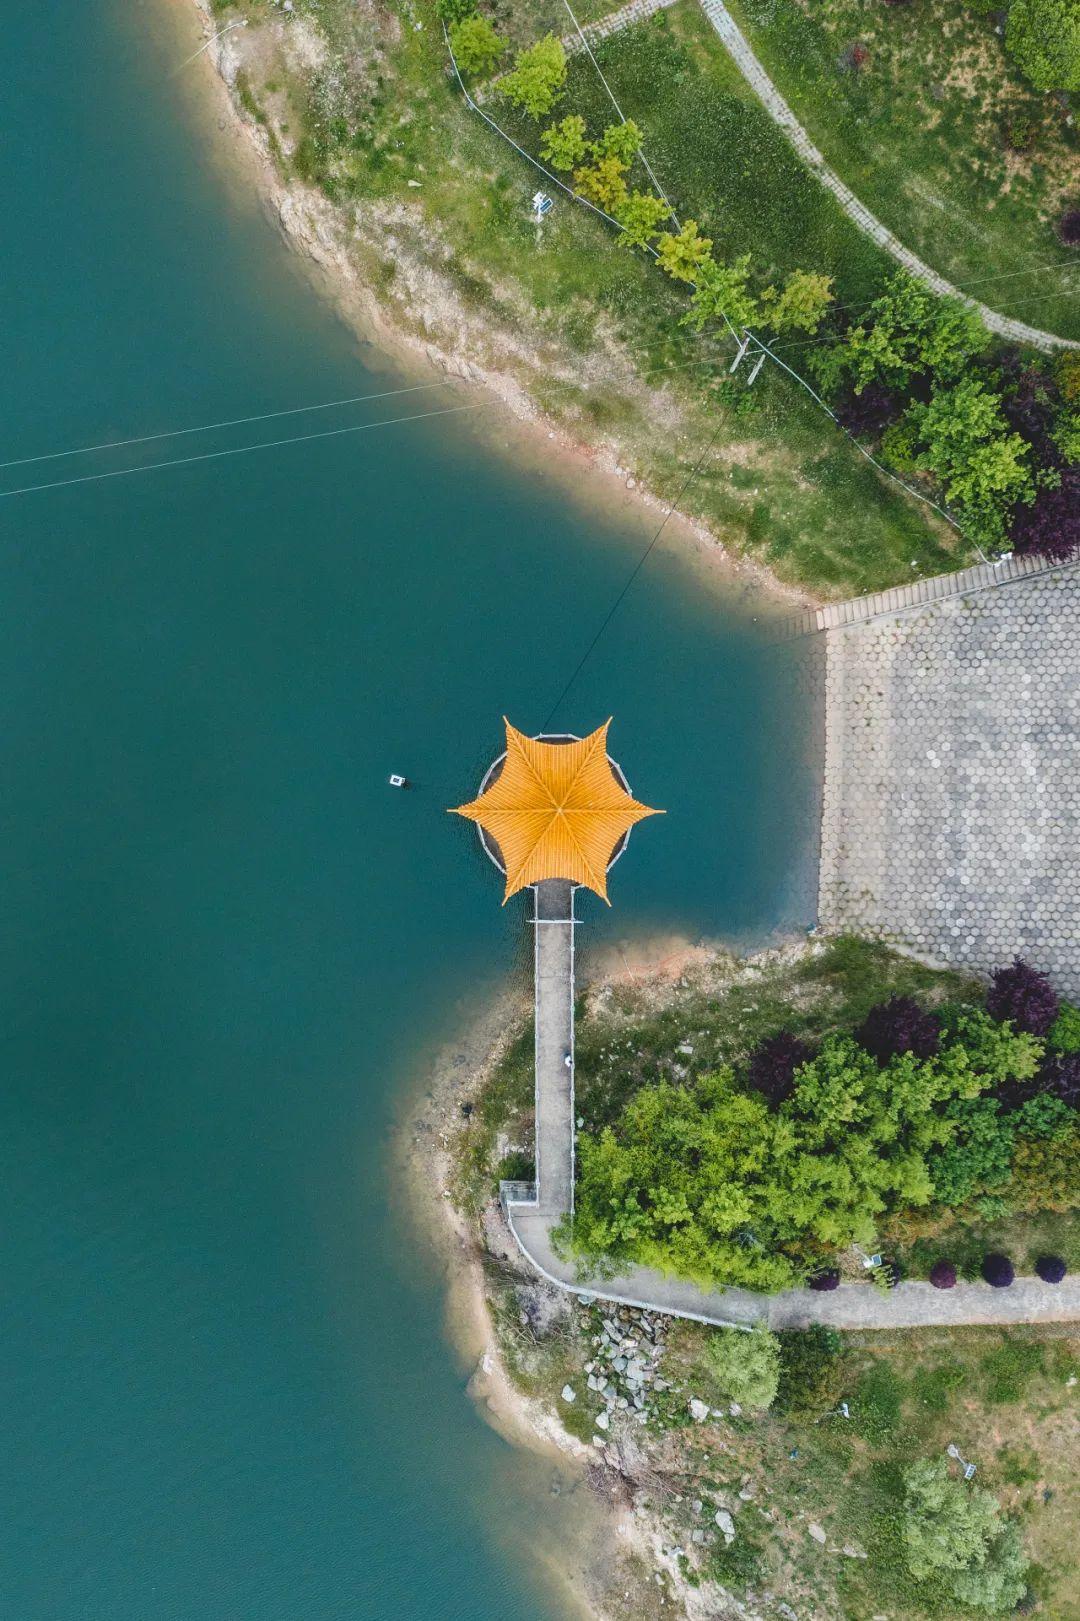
388,774,408,789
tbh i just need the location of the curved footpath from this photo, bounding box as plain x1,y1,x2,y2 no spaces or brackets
506,1204,1080,1331
696,0,1080,354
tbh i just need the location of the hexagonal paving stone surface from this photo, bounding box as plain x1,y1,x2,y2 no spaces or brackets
819,568,1080,996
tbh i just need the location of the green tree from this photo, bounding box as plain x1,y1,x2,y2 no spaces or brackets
705,1325,780,1409
1006,0,1080,91
436,0,476,22
614,190,670,250
775,1326,846,1415
449,14,505,76
593,119,643,164
656,220,714,284
573,154,629,212
540,114,588,171
906,378,1035,543
811,273,988,395
928,1098,1014,1205
762,269,835,334
1050,1001,1080,1052
903,1457,1027,1612
1009,1123,1080,1211
683,255,758,331
500,34,567,118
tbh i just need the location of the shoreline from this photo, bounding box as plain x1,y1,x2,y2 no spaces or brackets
181,0,819,616
394,932,814,1621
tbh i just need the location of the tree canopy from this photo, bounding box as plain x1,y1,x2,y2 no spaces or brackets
558,1014,1042,1290
500,35,567,118
1006,0,1080,91
903,1457,1028,1612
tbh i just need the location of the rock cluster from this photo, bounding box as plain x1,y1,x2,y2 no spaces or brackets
580,1306,671,1429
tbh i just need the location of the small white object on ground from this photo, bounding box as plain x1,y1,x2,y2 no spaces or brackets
808,1523,828,1545
561,1385,576,1403
689,1398,710,1422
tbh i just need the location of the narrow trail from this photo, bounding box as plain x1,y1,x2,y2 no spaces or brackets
697,0,1080,354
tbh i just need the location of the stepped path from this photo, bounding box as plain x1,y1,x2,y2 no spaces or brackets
696,0,1079,354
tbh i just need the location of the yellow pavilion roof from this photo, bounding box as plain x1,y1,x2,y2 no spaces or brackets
450,719,663,903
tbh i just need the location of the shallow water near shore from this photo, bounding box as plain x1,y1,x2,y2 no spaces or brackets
0,4,818,1616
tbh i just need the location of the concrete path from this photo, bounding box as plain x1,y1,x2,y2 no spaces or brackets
698,0,1080,354
507,1205,1080,1330
532,880,577,1218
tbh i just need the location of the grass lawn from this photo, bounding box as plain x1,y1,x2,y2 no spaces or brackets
723,0,1080,341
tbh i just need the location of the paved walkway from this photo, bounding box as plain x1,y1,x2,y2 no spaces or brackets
532,880,577,1218
698,0,1079,354
507,1205,1080,1329
819,561,1080,998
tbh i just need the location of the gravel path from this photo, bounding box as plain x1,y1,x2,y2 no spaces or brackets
698,0,1080,354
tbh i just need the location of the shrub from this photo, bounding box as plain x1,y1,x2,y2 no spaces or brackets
775,1325,844,1414
902,1456,1028,1612
500,35,566,118
1035,1253,1067,1283
1038,1054,1080,1108
1049,1002,1080,1053
1012,1092,1075,1139
834,382,902,440
746,1030,812,1107
809,1268,840,1291
704,1324,781,1410
436,0,476,21
1057,209,1080,248
1006,0,1080,92
1011,466,1080,562
1009,1124,1080,1211
856,995,941,1064
930,1259,957,1289
1005,112,1039,152
449,15,504,77
982,1252,1015,1287
987,958,1059,1036
540,114,588,172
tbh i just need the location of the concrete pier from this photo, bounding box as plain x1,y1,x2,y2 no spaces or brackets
530,879,576,1220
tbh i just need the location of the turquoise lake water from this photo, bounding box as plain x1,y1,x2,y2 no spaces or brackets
0,4,819,1615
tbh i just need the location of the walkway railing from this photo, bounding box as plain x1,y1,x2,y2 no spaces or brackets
777,553,1080,640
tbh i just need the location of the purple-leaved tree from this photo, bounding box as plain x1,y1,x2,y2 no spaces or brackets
747,1031,812,1108
1011,467,1080,564
856,995,941,1064
987,959,1060,1036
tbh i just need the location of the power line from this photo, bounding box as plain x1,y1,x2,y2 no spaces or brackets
543,416,728,728
0,378,464,472
0,400,495,502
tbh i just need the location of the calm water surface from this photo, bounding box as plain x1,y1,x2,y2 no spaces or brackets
0,5,819,1616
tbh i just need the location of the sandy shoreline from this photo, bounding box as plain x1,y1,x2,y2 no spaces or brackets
180,0,817,617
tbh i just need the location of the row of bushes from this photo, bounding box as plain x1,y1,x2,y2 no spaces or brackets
809,1251,1069,1289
